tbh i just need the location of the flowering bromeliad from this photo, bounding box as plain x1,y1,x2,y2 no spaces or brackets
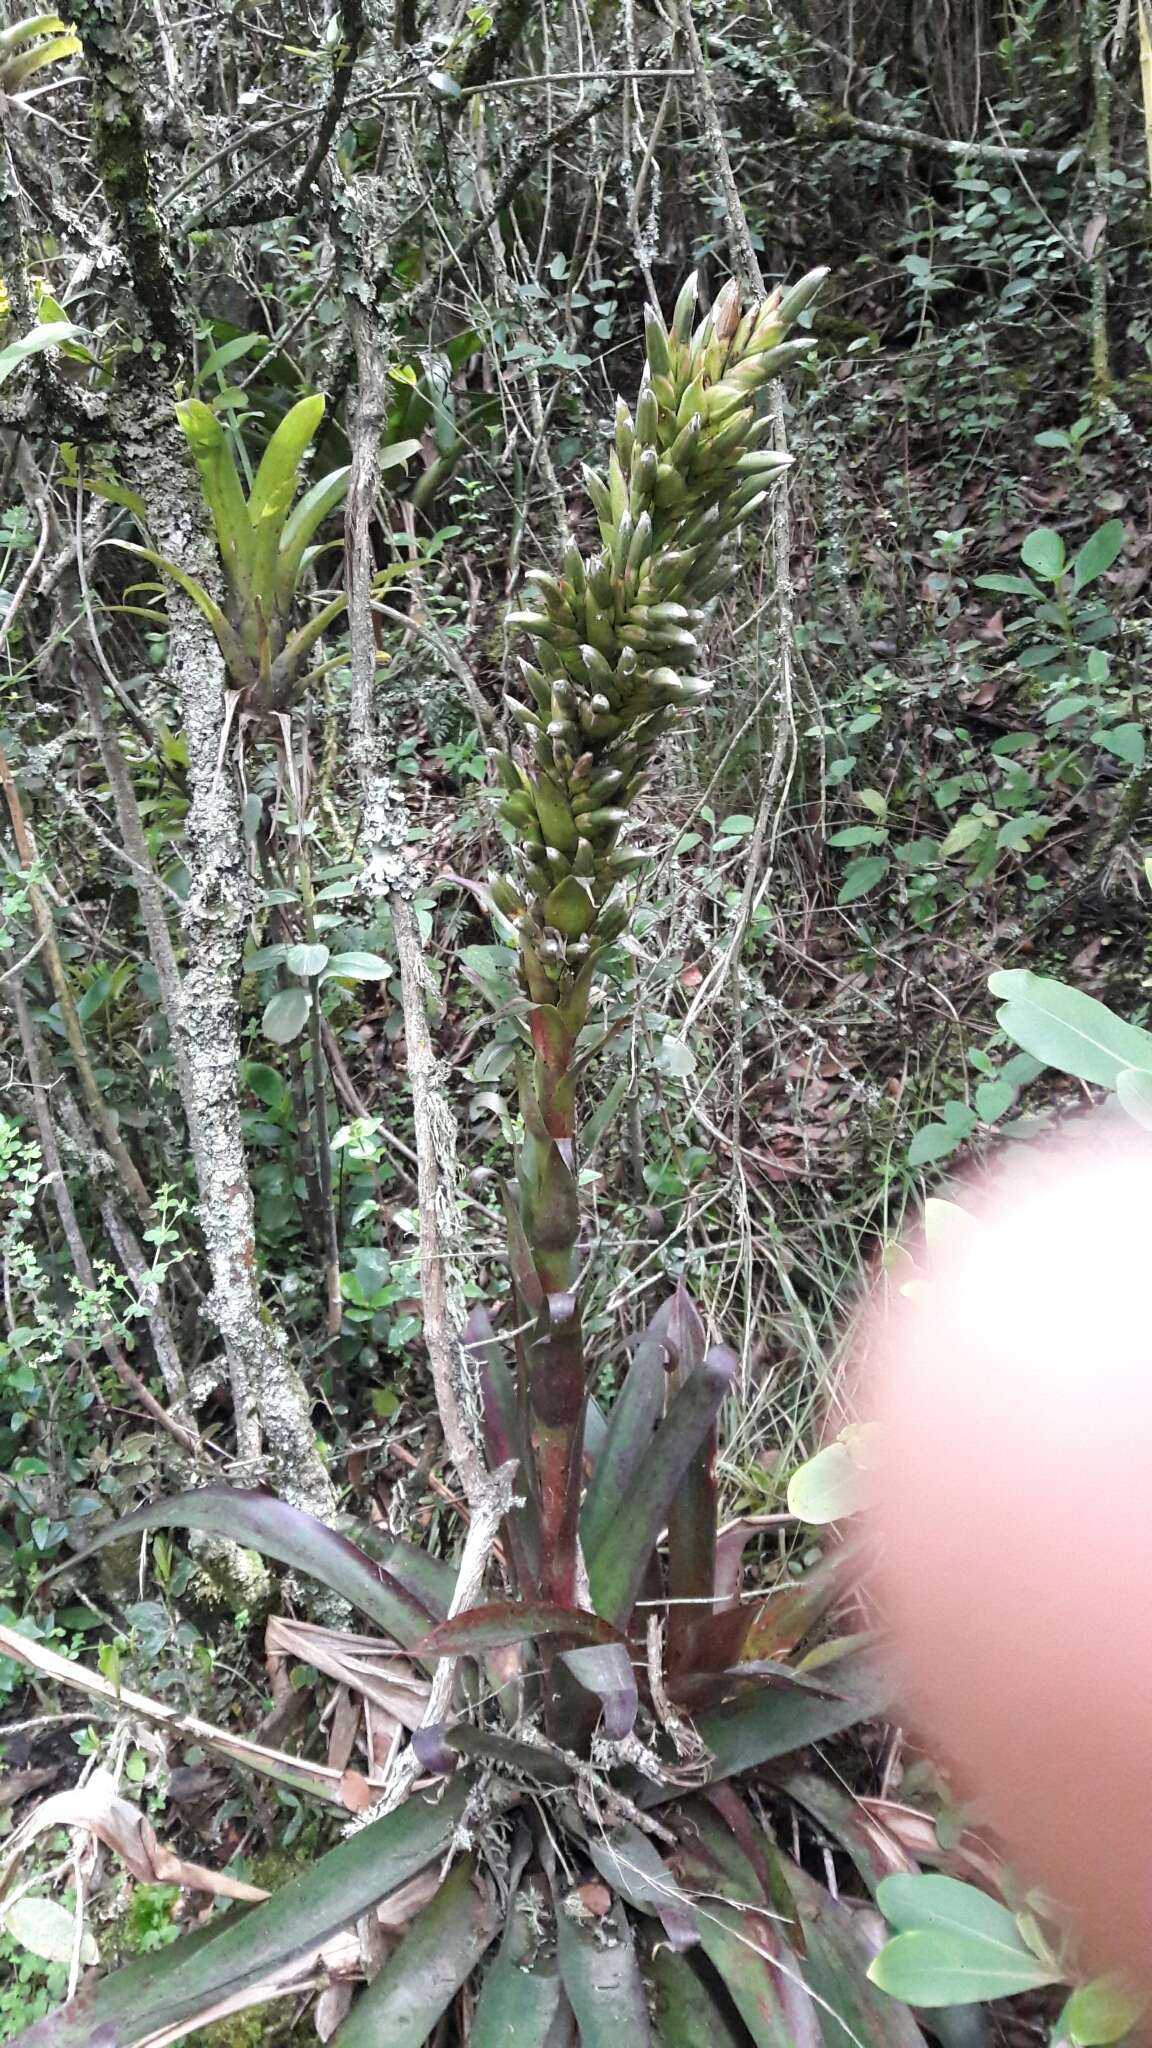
11,271,931,2048
487,267,827,1611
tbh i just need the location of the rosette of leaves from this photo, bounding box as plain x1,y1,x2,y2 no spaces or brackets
20,1279,919,2048
121,396,417,712
487,267,825,1604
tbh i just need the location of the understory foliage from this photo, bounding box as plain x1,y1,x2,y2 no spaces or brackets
2,0,1152,2043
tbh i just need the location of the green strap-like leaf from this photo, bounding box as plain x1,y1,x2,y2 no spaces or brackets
697,1902,823,2048
176,398,254,590
649,1945,748,2048
112,542,250,678
331,1857,499,2047
786,1859,928,2048
3,31,78,86
0,321,85,389
341,1518,454,1616
696,1649,891,1782
247,393,325,598
0,14,70,52
269,592,348,694
555,1892,652,2047
54,1485,434,1649
471,1878,570,2048
586,1345,736,1628
275,463,351,609
418,1601,627,1657
10,1781,470,2048
582,1819,698,1951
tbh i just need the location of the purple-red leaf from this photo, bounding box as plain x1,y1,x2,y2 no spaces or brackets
529,1002,576,1074
415,1601,626,1658
586,1822,699,1950
581,1292,684,1562
56,1488,434,1650
560,1641,639,1740
586,1345,738,1628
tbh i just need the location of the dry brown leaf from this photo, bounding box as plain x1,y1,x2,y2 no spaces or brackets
326,1686,361,1774
265,1616,428,1729
857,1798,1005,1891
0,1770,268,1904
0,1624,356,1810
314,1981,355,2041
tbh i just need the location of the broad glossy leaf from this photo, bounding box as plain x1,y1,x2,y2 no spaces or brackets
988,969,1152,1088
1020,526,1066,580
262,985,310,1045
697,1650,891,1782
867,1929,1059,2006
1073,519,1125,593
3,1897,97,1968
331,1856,498,2046
876,1874,1024,1946
60,1487,433,1649
649,1946,747,2048
555,1891,651,2047
11,1780,470,2047
1094,722,1145,767
379,435,422,471
973,573,1043,598
1060,1974,1145,2045
586,1346,737,1628
283,942,330,979
786,1436,874,1523
320,949,390,981
837,856,888,905
1117,1067,1152,1133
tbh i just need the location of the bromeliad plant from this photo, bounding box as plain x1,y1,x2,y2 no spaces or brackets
0,13,79,96
7,274,933,2048
123,398,417,712
487,266,823,1606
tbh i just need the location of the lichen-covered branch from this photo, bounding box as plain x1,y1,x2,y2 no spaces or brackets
63,0,337,1518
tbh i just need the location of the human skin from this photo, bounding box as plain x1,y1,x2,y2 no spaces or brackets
868,1120,1152,1980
